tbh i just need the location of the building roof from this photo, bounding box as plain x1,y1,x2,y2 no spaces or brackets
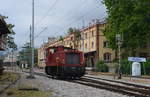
0,16,11,35
81,19,106,32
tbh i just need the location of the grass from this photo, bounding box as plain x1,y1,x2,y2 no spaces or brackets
0,72,18,81
5,88,52,97
0,72,10,81
0,72,18,85
1,72,53,97
3,73,53,97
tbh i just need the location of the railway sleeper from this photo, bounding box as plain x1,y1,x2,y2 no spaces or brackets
85,76,150,90
80,78,150,96
74,80,149,97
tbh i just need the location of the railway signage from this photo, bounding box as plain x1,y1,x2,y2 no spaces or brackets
128,57,146,62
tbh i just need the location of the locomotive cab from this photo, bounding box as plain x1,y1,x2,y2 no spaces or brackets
45,46,85,78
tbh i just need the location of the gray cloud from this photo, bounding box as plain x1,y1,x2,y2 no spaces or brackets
0,0,107,48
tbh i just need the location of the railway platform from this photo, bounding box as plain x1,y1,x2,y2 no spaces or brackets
86,71,150,85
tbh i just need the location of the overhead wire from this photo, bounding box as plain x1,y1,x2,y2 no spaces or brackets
32,0,106,47
35,27,47,39
12,0,59,50
34,0,89,35
33,0,59,40
35,0,59,27
56,6,103,35
35,0,101,39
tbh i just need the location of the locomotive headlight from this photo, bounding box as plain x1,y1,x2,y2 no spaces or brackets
56,57,59,63
81,62,84,65
62,59,65,64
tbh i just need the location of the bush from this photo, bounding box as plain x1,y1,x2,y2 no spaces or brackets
114,59,131,75
96,61,108,72
142,59,150,75
120,59,132,75
116,59,150,75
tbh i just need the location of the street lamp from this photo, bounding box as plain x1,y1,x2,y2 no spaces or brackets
116,34,123,79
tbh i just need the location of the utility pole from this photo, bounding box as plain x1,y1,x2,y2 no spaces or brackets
82,19,85,52
116,34,122,79
28,0,35,78
29,25,32,77
11,49,13,71
82,20,85,65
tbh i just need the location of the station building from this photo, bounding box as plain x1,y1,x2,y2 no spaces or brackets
37,20,116,71
37,34,77,68
37,19,150,72
38,43,48,68
78,20,116,69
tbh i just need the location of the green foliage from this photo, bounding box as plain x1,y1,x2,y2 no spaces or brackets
96,61,108,72
7,24,15,34
1,15,17,50
7,36,17,50
68,28,74,34
18,43,38,66
18,43,31,65
143,59,150,75
67,27,81,38
67,27,81,49
120,59,132,75
116,59,150,75
103,0,150,56
59,36,63,41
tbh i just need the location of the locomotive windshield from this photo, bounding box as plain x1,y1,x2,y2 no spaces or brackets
66,53,80,64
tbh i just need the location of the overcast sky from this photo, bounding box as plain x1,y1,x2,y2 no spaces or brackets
0,0,107,48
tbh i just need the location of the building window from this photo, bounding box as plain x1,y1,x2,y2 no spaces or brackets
92,30,94,37
80,44,82,49
85,33,87,39
103,41,109,48
71,37,73,41
139,53,148,58
85,43,87,49
104,53,111,62
91,42,94,48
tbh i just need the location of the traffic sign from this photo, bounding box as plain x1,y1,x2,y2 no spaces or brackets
128,57,146,62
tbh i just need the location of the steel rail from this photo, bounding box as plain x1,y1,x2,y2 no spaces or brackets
84,75,150,90
24,71,150,97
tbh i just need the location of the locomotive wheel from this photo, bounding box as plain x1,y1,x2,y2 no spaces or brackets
45,66,49,75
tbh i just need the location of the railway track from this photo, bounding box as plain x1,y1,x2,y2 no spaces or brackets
24,71,150,97
85,75,150,90
74,76,150,97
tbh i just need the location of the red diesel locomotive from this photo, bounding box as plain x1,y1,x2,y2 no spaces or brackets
45,46,85,78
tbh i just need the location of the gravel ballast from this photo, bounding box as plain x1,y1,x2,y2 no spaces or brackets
2,69,132,97
36,75,131,97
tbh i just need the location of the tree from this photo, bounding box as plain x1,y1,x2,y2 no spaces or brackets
67,27,81,49
67,27,74,35
7,24,17,50
0,15,17,50
18,43,31,65
18,42,37,66
96,61,108,72
103,0,150,56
